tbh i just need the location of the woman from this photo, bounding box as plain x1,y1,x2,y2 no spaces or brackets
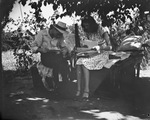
75,15,112,99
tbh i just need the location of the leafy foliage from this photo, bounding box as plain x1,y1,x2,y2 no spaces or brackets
2,31,14,51
0,0,17,29
1,0,150,73
1,0,150,30
18,0,150,26
9,29,34,74
2,11,55,73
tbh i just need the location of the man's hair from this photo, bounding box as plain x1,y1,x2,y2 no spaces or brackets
81,15,99,33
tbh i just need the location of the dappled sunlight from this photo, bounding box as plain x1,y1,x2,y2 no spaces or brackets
81,109,100,114
13,97,50,106
41,104,48,108
81,110,143,120
14,99,24,104
10,91,24,97
93,111,124,120
67,117,75,119
26,97,47,101
26,97,50,103
15,99,23,102
10,91,50,103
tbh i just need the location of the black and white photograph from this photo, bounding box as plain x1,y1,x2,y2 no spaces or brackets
1,0,150,120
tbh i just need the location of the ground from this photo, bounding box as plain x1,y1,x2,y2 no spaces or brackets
1,68,150,120
1,51,150,120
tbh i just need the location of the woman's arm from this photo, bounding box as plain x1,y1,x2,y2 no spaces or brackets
101,32,112,51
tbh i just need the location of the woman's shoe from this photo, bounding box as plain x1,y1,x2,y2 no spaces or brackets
82,91,89,99
76,90,81,97
74,90,81,101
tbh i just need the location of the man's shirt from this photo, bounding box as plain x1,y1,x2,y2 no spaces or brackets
31,29,60,53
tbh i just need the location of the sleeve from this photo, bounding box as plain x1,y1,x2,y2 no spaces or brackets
31,31,43,52
99,26,109,37
104,27,110,34
63,34,75,53
99,26,111,46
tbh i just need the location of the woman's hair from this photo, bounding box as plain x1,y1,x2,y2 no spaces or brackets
81,15,99,33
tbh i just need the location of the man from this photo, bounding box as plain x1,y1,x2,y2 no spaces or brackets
31,21,71,91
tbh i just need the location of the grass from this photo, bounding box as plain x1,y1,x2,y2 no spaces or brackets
2,50,40,71
2,50,17,71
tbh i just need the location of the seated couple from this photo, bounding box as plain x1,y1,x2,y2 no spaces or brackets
31,16,112,97
31,21,75,91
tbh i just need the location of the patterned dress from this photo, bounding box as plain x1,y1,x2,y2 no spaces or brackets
76,26,110,70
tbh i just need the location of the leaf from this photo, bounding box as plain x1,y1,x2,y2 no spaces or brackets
38,1,42,8
31,2,37,9
53,4,58,10
44,1,47,6
19,0,27,6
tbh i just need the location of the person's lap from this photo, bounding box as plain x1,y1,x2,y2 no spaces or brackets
41,52,69,83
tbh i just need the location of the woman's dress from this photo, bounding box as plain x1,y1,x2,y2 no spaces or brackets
76,26,110,70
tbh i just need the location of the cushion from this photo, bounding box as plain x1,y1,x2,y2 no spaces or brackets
117,35,142,51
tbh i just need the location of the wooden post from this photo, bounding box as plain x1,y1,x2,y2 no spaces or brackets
0,24,3,84
75,23,80,47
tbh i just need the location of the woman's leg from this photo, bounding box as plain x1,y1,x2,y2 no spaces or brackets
76,65,82,96
82,65,90,98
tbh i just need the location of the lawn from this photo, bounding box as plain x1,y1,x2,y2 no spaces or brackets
2,50,17,71
2,50,40,71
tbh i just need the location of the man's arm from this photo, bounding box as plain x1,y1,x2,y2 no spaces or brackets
31,31,43,53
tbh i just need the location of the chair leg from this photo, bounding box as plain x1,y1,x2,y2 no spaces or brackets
136,63,140,78
30,64,46,91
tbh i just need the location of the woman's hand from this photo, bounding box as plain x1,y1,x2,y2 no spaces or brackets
92,46,100,53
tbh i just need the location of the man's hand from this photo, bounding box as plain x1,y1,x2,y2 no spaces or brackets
61,47,69,57
31,46,39,53
37,48,45,53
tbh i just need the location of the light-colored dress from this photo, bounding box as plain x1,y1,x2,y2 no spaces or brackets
76,26,110,70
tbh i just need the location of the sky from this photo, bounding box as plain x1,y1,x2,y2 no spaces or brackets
6,0,79,31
